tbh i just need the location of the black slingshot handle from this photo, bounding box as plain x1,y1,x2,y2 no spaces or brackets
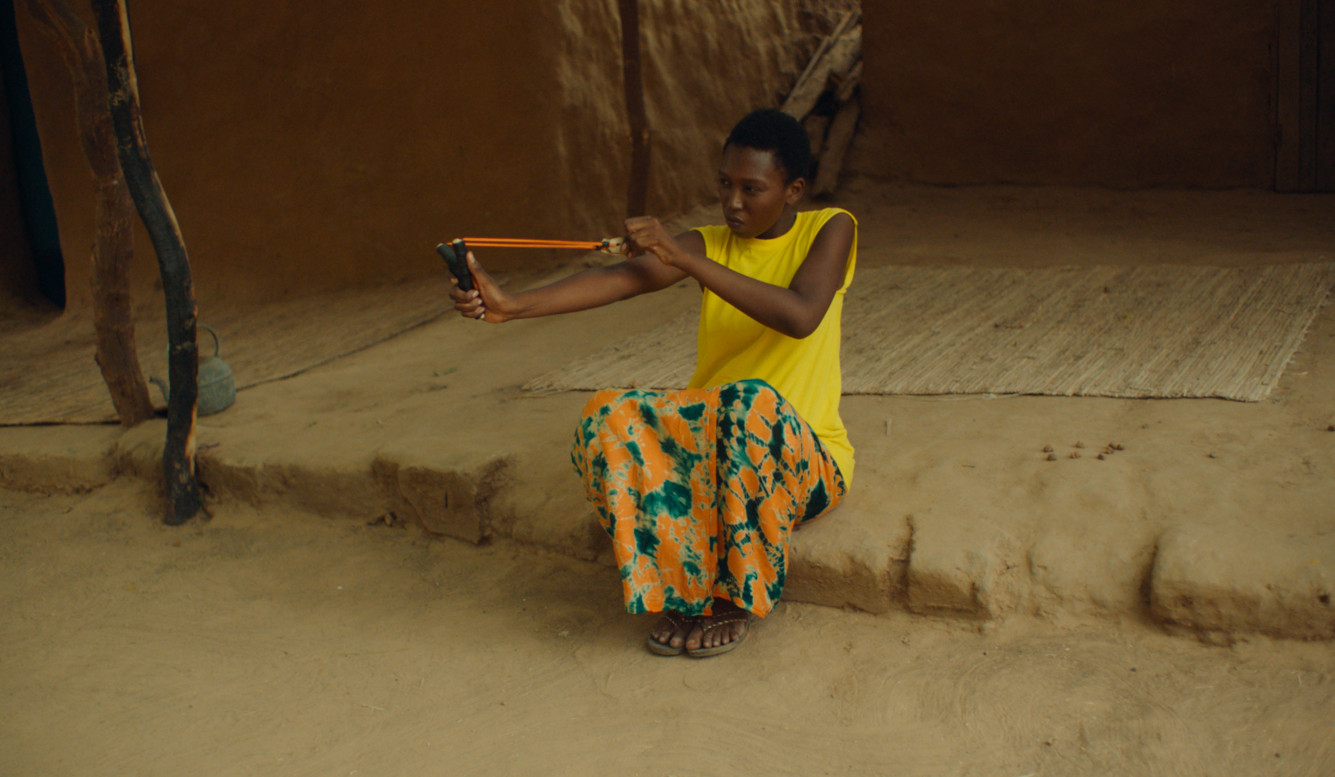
436,239,473,291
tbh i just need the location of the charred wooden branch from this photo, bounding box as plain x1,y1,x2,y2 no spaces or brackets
92,0,201,524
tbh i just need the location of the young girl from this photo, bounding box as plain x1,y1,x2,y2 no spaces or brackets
450,109,856,657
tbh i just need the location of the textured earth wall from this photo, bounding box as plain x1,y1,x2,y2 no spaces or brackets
857,1,1277,187
16,1,841,312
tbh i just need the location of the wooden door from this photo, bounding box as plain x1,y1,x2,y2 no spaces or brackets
1277,0,1335,191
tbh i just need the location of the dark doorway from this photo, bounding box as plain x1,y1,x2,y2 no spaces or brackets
1276,0,1335,191
1,0,64,308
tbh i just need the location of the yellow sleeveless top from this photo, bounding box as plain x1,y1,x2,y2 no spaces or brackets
689,208,857,484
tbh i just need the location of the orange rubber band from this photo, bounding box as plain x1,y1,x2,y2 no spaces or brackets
462,237,603,250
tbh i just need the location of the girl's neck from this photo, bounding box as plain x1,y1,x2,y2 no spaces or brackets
755,209,797,240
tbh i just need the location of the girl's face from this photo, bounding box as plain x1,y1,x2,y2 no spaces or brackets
717,145,805,239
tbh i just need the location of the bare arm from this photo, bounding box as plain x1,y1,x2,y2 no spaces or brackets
625,213,854,339
450,231,701,323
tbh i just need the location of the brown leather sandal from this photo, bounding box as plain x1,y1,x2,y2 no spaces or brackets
645,611,694,656
685,612,750,658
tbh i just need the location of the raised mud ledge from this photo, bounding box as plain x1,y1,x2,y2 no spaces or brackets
4,419,1330,644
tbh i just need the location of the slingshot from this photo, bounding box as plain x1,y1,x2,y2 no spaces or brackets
435,236,627,291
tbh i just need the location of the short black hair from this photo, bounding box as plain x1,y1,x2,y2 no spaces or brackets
724,109,811,184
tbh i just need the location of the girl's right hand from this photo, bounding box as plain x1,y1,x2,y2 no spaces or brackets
448,252,516,323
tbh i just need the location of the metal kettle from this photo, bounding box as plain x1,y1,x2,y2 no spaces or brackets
150,325,236,415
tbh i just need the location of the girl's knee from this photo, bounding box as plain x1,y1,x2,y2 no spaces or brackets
736,378,777,395
720,380,788,422
724,378,780,405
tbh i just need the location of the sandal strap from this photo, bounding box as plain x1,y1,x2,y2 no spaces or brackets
661,611,694,627
699,613,749,632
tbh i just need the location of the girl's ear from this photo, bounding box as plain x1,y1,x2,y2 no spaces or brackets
785,176,806,205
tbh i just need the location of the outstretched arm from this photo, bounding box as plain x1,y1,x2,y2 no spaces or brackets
449,231,701,323
625,213,854,339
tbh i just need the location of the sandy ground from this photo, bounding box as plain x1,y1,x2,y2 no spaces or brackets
2,481,1333,777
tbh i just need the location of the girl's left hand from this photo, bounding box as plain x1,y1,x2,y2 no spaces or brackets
624,216,686,268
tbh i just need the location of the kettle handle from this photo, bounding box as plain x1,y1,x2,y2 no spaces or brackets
149,375,169,403
199,324,220,358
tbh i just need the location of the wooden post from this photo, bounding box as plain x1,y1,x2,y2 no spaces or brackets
1318,0,1335,190
781,10,861,120
811,97,860,198
91,0,201,524
619,0,650,218
22,0,153,427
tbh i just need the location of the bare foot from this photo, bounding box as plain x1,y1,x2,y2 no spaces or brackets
684,600,750,657
646,611,694,656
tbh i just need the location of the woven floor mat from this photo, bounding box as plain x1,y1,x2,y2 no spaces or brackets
0,276,453,425
524,263,1335,402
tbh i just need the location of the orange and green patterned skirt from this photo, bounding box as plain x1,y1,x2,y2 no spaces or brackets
570,378,846,619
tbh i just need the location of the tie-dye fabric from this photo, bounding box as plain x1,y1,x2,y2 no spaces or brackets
570,378,846,619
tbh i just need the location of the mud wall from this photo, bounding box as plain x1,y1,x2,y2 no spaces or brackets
857,1,1277,187
16,0,840,313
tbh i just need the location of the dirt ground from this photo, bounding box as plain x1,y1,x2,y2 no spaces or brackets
0,482,1331,776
